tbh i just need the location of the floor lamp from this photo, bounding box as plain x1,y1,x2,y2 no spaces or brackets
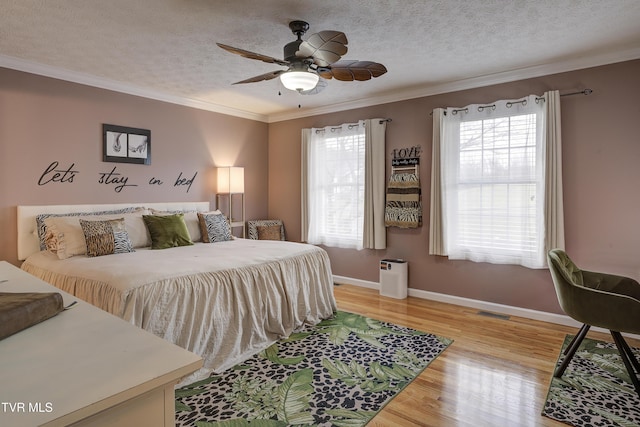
216,166,245,238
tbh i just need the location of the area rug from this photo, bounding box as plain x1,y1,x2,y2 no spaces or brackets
542,335,640,427
175,311,452,427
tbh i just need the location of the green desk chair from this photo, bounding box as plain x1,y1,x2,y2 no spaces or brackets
547,249,640,397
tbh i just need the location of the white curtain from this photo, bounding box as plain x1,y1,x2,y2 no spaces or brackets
429,92,564,268
544,90,565,252
301,119,386,249
429,108,446,255
301,128,312,242
363,119,387,249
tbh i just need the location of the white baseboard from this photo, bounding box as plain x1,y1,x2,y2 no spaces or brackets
334,275,380,290
333,275,640,340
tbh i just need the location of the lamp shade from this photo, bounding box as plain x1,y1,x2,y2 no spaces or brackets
217,167,244,193
280,71,319,91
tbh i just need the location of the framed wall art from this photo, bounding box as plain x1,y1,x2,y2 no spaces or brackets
103,124,151,165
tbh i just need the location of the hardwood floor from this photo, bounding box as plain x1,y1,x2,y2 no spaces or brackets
333,284,640,427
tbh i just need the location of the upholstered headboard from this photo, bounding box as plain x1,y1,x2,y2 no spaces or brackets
17,202,210,260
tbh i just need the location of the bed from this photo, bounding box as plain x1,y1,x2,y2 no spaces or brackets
17,202,337,383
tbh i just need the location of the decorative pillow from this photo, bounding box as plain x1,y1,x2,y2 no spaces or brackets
248,220,285,241
257,225,282,241
198,212,233,243
123,211,153,248
142,214,194,249
43,209,148,259
148,209,203,242
79,218,134,257
36,207,139,250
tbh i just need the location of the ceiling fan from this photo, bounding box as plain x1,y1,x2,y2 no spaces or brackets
216,20,387,95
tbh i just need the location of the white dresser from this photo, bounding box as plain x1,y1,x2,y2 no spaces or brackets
0,261,203,427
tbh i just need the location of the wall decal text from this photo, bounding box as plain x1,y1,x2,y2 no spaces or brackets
174,172,198,193
98,166,138,193
37,162,200,194
38,161,79,185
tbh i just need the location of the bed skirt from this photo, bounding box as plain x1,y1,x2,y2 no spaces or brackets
22,240,337,384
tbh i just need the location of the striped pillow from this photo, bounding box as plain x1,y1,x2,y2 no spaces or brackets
197,212,232,243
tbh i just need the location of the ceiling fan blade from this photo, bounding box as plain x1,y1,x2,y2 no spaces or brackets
297,31,348,66
299,77,328,95
232,70,286,85
318,60,387,81
217,43,289,67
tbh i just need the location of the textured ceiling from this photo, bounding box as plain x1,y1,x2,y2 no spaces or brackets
1,0,640,122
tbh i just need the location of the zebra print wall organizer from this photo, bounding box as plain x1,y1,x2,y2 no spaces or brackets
385,145,423,228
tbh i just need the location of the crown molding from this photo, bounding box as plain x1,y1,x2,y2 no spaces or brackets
3,47,639,125
0,54,270,123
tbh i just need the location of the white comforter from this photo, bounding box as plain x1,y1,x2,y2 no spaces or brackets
22,239,337,382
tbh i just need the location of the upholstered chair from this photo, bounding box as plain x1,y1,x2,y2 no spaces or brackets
547,249,640,397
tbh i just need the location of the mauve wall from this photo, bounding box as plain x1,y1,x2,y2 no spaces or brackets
0,67,269,265
2,61,638,314
268,60,640,314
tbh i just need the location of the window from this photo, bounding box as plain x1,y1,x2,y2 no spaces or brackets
306,124,366,249
302,119,388,250
434,94,560,268
452,112,543,262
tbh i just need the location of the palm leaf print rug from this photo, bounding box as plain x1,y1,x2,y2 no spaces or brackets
542,335,640,427
175,311,452,426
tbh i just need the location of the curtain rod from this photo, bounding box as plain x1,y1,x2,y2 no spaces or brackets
315,118,392,133
531,88,593,105
430,88,593,115
560,88,593,97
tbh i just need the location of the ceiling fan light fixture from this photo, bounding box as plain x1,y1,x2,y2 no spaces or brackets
280,71,319,92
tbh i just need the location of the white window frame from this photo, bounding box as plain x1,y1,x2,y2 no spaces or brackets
305,124,366,249
441,97,547,268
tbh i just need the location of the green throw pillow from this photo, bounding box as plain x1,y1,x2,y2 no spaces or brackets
142,214,193,249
